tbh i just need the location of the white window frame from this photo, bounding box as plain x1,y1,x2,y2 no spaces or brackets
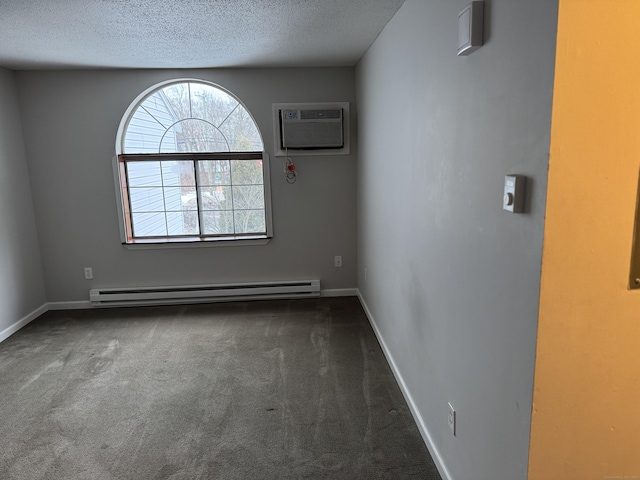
114,79,273,249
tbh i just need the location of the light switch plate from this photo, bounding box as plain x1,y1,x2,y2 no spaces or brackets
503,175,526,213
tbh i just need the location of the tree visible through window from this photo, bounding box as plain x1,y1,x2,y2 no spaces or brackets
117,80,270,243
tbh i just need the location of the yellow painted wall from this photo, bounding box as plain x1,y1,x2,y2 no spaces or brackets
528,1,640,478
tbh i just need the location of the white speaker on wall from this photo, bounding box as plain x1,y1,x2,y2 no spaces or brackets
458,1,484,56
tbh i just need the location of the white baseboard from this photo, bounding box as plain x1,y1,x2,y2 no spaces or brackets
320,288,358,297
0,303,49,344
356,290,453,480
47,301,92,310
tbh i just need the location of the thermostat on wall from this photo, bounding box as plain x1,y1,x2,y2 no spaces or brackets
503,175,526,213
458,1,484,56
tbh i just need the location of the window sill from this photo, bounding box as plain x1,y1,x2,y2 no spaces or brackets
122,235,272,250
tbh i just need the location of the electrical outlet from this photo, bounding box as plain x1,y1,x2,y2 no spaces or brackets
84,267,93,280
364,267,368,281
448,402,456,436
334,256,343,268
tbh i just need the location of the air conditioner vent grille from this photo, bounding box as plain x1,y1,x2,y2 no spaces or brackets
300,109,342,120
272,102,350,156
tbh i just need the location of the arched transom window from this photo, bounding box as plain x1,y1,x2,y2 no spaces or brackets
116,80,271,244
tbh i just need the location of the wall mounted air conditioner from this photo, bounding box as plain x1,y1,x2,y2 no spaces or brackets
281,108,343,149
273,102,350,156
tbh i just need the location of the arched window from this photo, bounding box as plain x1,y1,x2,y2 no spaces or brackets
115,80,271,244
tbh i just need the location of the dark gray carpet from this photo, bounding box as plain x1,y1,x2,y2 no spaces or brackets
0,297,441,479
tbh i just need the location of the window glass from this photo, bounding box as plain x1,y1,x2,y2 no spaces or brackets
117,80,269,244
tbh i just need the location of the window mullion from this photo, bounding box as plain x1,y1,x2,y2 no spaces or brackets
194,160,204,236
123,161,135,240
159,160,169,236
229,160,236,235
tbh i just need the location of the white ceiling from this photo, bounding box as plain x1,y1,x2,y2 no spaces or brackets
0,0,406,70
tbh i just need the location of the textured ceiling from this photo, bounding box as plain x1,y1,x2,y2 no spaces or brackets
0,0,406,70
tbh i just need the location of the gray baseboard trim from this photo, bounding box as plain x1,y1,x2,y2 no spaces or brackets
320,288,358,297
356,290,453,480
0,303,49,344
48,301,93,310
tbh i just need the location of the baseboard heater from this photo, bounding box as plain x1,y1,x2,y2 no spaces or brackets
89,280,321,307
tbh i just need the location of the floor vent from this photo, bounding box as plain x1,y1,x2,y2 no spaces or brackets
90,280,321,307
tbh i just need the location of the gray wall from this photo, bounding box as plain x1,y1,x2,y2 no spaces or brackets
16,68,357,302
355,1,557,479
0,68,46,332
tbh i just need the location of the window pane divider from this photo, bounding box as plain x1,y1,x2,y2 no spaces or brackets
126,233,268,241
194,160,204,236
119,152,262,162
